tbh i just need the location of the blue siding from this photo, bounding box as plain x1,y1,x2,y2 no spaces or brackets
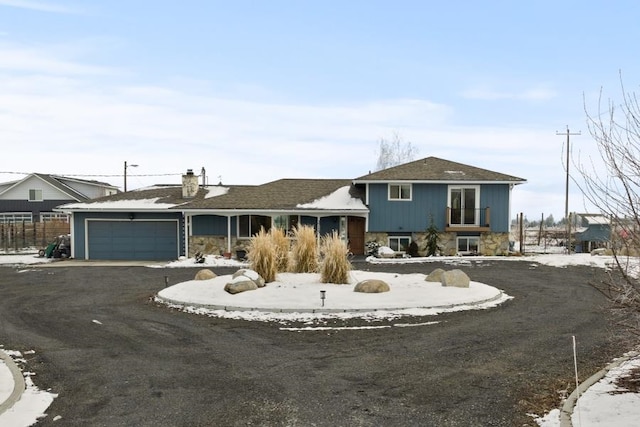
192,215,228,235
72,212,184,259
367,182,512,233
367,183,448,232
479,184,511,232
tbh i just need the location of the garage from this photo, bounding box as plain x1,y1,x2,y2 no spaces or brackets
87,220,179,260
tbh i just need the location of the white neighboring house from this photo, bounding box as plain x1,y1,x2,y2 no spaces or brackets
0,173,119,223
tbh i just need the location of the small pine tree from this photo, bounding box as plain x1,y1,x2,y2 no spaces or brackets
425,218,440,257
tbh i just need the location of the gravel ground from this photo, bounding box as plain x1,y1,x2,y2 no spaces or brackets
0,259,630,426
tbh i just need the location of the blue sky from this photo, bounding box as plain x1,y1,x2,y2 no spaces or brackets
1,0,639,220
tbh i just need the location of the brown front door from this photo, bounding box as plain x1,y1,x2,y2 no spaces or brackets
347,216,365,255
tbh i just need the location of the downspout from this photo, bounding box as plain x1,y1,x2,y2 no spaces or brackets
184,213,190,258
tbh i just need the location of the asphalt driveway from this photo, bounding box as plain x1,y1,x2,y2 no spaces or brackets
0,259,628,426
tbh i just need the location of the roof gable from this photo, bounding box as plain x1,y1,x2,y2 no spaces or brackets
0,173,119,201
354,156,526,183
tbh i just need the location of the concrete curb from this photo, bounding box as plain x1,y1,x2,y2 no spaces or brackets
0,350,26,417
559,351,639,427
155,290,506,315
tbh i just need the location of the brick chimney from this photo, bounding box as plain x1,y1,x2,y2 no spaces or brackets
182,169,198,198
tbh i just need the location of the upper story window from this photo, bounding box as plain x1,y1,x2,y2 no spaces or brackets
448,185,480,225
28,189,43,202
388,183,411,201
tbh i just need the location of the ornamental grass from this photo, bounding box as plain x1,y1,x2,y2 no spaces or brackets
319,231,351,284
291,224,318,273
269,227,290,272
247,227,277,283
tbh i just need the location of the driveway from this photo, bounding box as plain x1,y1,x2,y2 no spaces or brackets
0,260,627,426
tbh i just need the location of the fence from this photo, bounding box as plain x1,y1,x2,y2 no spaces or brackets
0,220,71,252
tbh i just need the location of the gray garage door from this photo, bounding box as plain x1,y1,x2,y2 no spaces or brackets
87,221,179,260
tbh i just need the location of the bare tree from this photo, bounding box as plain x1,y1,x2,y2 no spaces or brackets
375,132,419,171
579,76,640,339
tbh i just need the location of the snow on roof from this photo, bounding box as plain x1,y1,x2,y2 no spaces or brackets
60,198,176,210
205,186,229,199
296,186,367,210
583,215,609,225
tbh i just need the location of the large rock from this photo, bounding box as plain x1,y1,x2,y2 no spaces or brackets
425,268,445,282
232,268,266,288
194,269,216,280
377,246,396,258
441,269,470,288
224,276,259,294
354,279,390,293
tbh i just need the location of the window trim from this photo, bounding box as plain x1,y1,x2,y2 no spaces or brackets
388,236,411,252
457,236,480,254
28,189,43,202
447,185,480,226
237,214,272,238
388,183,412,201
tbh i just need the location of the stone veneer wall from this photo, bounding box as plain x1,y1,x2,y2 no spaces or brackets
188,236,252,257
364,231,510,256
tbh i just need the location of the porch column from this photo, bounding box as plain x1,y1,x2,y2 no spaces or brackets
227,215,232,252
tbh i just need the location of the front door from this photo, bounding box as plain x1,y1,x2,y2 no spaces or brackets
347,216,365,255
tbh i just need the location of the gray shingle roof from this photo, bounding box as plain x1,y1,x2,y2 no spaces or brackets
354,156,526,183
62,179,365,211
178,179,357,210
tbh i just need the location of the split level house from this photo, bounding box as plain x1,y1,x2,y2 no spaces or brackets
0,173,119,223
57,157,526,261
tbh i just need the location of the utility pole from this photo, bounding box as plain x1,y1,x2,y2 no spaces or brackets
556,126,581,254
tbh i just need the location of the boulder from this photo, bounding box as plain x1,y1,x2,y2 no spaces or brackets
425,268,446,282
194,269,216,280
232,268,266,287
224,276,259,294
441,269,470,288
354,279,390,293
377,246,396,258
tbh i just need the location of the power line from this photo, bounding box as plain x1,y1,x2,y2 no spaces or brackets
0,171,182,178
556,125,581,254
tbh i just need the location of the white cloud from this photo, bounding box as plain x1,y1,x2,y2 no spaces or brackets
0,0,81,14
461,85,557,101
0,41,598,220
0,43,115,75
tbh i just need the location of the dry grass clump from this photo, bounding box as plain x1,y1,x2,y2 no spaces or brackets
319,231,351,284
270,227,290,272
247,227,277,283
291,224,318,273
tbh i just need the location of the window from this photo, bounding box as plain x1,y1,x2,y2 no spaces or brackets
457,236,479,254
388,236,411,252
238,215,271,237
389,183,411,201
28,189,43,202
0,213,33,223
273,215,299,233
449,186,479,225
